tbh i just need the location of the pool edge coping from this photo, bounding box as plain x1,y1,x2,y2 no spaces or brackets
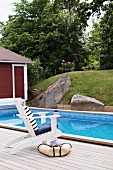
1,123,113,147
30,107,113,115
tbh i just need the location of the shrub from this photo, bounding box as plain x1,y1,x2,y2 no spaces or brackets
28,59,44,86
60,60,75,73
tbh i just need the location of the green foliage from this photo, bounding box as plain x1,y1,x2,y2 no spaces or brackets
82,55,99,70
27,59,44,86
84,22,102,70
97,2,113,69
80,0,111,17
59,60,75,73
0,0,89,79
82,1,113,70
1,0,113,75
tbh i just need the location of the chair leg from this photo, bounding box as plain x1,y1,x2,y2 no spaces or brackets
4,134,30,148
10,130,62,154
10,132,53,154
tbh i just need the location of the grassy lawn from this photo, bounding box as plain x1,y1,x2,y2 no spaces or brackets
33,70,113,106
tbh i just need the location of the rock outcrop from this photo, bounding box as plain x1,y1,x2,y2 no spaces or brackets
30,73,71,108
71,94,104,111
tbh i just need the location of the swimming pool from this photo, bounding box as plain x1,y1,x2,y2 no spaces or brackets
1,108,113,145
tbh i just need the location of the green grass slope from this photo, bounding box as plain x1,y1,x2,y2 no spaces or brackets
33,70,113,106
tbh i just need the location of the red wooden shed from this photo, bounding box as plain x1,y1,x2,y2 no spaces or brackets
0,47,32,100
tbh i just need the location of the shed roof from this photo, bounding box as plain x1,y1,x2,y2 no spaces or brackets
0,47,33,63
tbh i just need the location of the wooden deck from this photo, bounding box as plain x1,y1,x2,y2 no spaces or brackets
0,128,113,170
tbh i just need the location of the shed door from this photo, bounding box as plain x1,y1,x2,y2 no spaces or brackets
0,64,13,98
14,66,24,99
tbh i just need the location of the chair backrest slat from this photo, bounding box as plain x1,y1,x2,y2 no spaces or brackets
24,106,38,132
14,99,38,137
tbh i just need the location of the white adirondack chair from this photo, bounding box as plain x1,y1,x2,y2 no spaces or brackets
5,99,62,154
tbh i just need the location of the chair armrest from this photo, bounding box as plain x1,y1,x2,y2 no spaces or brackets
17,114,60,119
40,115,60,118
17,114,60,133
33,112,50,123
33,112,49,115
17,114,44,119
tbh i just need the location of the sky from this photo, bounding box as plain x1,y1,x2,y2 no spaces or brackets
0,0,32,22
0,0,20,22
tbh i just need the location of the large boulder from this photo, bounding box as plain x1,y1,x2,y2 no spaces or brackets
71,94,104,111
30,73,71,108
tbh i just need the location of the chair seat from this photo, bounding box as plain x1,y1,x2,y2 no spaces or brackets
35,123,51,135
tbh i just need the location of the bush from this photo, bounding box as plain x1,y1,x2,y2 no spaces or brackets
59,60,75,73
28,59,44,86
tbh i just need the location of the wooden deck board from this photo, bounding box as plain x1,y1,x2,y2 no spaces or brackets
0,128,113,170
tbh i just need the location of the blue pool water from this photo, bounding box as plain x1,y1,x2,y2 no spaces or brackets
0,108,113,141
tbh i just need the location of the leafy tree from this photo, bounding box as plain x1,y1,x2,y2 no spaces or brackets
98,2,113,69
1,0,89,79
84,22,102,70
81,0,113,17
82,1,113,70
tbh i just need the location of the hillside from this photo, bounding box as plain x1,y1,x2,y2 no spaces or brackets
33,70,113,106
